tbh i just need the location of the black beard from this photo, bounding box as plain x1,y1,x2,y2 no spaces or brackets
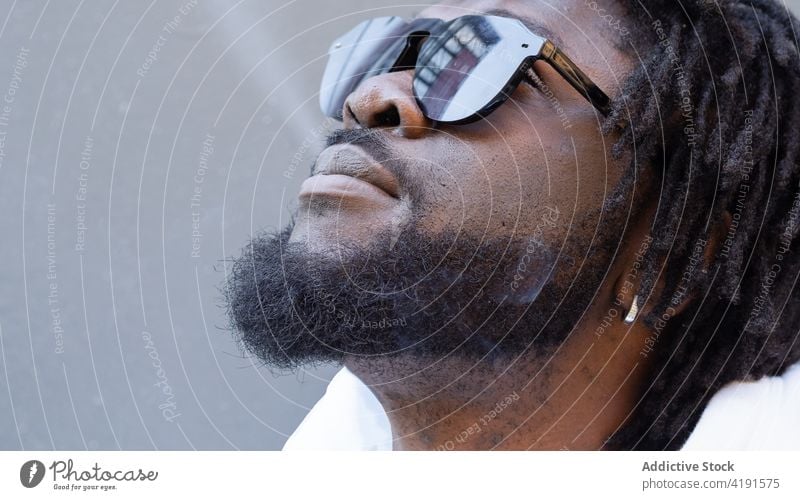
222,221,606,372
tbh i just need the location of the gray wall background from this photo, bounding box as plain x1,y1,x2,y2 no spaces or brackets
1,0,798,450
0,0,428,451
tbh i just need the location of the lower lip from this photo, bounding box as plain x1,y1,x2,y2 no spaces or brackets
298,174,395,203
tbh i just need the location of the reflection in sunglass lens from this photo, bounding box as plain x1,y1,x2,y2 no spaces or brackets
413,16,530,123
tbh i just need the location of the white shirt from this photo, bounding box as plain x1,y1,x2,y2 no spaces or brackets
283,367,393,451
284,362,800,450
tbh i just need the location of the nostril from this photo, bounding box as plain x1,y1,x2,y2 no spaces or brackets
374,106,401,127
345,103,362,127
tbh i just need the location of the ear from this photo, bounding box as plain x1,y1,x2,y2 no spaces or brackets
611,208,732,320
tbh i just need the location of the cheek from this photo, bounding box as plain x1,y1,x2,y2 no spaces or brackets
411,108,618,240
474,128,584,238
501,109,619,224
412,134,569,239
412,140,498,234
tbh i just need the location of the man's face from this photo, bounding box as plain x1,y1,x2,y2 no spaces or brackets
225,0,636,369
290,0,631,255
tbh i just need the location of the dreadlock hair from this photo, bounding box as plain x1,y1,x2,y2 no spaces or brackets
601,0,800,450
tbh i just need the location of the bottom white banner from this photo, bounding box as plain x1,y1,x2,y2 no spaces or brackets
1,451,797,499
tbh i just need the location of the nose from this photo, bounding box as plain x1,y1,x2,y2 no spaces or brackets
342,71,433,139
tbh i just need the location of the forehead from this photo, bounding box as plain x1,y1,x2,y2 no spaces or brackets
418,0,632,87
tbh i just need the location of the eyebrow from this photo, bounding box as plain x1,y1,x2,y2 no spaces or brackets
482,8,566,48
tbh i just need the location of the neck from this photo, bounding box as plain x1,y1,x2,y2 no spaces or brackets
345,325,649,450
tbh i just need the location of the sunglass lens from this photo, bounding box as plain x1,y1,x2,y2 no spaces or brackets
413,15,533,123
320,16,411,119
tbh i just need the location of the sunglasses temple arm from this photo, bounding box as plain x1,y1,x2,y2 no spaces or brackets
539,41,611,116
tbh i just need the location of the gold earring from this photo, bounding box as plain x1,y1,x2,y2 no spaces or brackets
624,295,639,324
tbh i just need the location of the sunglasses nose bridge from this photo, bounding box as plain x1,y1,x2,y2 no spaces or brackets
389,31,431,72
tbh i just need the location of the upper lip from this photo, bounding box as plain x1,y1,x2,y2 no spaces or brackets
312,144,400,198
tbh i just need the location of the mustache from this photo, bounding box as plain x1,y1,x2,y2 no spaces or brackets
310,129,392,177
322,128,393,165
325,128,390,151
